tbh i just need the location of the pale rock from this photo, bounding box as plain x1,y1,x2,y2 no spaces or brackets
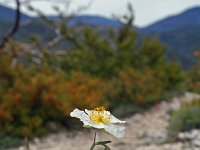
193,139,200,147
185,129,199,140
178,132,186,140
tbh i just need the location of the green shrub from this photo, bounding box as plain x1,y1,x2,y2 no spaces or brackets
187,51,200,93
158,62,187,96
187,66,200,93
106,67,165,109
0,132,22,149
168,99,200,134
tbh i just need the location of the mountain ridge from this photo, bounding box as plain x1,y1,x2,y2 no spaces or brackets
141,6,200,33
1,4,200,31
0,5,31,22
0,4,122,28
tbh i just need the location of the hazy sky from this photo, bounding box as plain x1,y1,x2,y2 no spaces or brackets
1,0,200,27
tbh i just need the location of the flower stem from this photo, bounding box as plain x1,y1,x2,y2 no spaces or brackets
90,131,97,150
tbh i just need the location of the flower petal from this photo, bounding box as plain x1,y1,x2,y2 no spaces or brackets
110,115,126,123
84,121,106,129
105,124,126,138
70,108,89,122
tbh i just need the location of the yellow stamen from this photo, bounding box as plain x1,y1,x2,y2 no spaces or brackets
94,106,105,112
89,107,110,124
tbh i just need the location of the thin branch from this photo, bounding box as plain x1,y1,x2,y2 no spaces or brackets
0,0,21,48
47,34,63,48
24,137,30,150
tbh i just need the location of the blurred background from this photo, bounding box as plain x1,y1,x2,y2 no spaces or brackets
0,0,200,149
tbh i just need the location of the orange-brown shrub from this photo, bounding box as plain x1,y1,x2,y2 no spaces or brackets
65,71,108,109
0,70,108,137
0,70,71,137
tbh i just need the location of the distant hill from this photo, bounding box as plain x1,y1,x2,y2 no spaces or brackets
68,15,122,28
47,15,122,28
140,7,200,68
0,5,122,43
141,7,200,33
0,5,200,69
158,25,200,69
0,5,122,40
0,5,31,22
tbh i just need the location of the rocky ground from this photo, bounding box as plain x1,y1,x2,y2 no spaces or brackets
10,92,200,150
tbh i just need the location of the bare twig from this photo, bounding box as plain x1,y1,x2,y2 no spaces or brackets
44,0,92,49
47,34,63,48
0,0,21,48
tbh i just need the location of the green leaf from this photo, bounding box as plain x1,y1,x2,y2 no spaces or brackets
95,141,112,150
83,125,91,128
103,145,111,150
96,141,112,145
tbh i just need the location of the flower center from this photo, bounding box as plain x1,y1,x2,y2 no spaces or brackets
89,107,111,124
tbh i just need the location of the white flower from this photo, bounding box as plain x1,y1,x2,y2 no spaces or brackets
70,107,126,138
